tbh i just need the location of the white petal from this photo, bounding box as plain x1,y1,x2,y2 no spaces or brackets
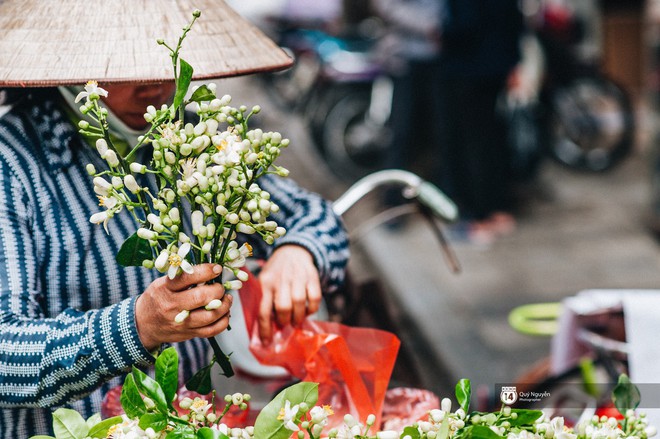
74,91,88,103
168,265,178,279
180,260,194,275
89,211,108,224
154,251,169,271
178,242,191,257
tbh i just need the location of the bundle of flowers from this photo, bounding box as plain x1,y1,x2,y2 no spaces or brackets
31,347,656,439
78,9,290,389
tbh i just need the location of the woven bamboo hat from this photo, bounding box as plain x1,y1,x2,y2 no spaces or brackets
0,0,293,87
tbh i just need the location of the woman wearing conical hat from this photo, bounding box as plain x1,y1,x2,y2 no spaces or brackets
0,1,349,436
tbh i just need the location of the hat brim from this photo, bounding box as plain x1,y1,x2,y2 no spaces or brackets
0,0,293,87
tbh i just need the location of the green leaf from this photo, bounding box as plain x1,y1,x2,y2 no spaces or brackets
185,363,214,395
456,379,471,414
139,413,168,431
156,347,180,409
87,416,123,438
116,233,153,267
132,366,169,414
612,374,641,415
401,426,422,439
121,374,147,419
197,427,230,439
85,413,102,429
166,424,197,439
28,436,56,439
507,409,544,426
52,408,89,439
173,58,194,111
461,425,504,439
189,84,216,103
253,382,319,439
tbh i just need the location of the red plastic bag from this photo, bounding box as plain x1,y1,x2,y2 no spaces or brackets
238,270,401,429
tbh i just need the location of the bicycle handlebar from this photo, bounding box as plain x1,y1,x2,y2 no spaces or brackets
332,169,459,222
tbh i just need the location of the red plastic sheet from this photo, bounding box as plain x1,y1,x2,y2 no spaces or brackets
239,270,401,429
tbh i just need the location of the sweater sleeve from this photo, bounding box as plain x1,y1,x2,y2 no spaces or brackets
252,174,350,294
0,152,154,408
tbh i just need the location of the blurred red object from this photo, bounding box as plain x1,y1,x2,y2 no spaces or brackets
239,270,401,429
381,387,440,431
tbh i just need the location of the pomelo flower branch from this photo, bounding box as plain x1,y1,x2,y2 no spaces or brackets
32,347,657,439
78,9,289,387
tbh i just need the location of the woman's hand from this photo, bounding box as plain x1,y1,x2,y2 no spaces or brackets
257,245,321,344
135,263,232,351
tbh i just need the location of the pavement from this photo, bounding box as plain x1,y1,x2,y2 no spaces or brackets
218,75,660,401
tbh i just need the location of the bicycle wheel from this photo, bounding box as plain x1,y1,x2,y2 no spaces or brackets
545,76,634,172
320,89,391,182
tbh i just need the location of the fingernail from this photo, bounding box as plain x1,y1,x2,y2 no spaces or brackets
212,264,222,274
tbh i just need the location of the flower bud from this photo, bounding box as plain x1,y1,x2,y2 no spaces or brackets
130,162,147,174
205,119,219,136
124,175,140,193
143,397,156,410
168,207,180,223
93,177,112,195
137,228,157,240
105,150,120,167
180,143,192,156
165,151,176,164
224,280,242,290
441,398,452,413
174,309,190,323
95,138,108,156
205,299,222,310
86,164,96,175
111,176,123,188
179,397,194,410
191,210,204,234
237,224,255,234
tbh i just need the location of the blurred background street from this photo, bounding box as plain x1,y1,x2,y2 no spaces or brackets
218,0,660,402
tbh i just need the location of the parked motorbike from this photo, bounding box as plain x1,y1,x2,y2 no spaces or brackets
504,5,635,180
258,17,392,183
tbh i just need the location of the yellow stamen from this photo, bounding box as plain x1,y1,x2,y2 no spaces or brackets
86,80,98,87
97,196,106,207
323,405,334,416
245,243,253,257
106,424,119,437
277,407,285,421
191,399,208,410
168,253,182,267
216,139,228,151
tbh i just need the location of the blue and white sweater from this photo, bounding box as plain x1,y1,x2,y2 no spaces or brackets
0,95,349,437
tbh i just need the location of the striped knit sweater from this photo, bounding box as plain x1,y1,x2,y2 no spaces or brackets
0,95,349,437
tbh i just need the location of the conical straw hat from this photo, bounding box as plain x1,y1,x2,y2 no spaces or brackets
0,0,293,87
